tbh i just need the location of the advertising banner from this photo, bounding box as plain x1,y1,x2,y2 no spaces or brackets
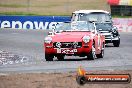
107,0,120,5
113,18,132,32
0,16,132,32
108,0,132,6
0,16,71,30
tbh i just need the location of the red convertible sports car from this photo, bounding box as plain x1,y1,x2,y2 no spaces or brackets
44,21,105,61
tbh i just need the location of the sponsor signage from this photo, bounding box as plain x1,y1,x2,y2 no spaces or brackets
0,16,71,30
0,16,132,32
119,0,132,6
108,0,132,6
76,67,131,85
113,18,132,32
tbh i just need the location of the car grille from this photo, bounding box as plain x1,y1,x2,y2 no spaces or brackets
53,42,82,48
105,35,112,39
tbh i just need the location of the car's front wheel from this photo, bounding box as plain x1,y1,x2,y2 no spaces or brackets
113,39,120,47
87,44,96,60
45,54,53,61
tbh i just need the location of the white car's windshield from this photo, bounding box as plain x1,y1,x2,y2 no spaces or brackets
96,23,112,31
72,13,111,23
55,21,94,32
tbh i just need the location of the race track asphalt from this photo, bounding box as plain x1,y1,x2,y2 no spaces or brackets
0,29,132,73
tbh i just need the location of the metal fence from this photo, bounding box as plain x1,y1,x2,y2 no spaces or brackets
111,5,132,16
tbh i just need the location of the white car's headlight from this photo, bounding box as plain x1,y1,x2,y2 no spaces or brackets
44,37,52,44
112,26,117,33
83,36,90,43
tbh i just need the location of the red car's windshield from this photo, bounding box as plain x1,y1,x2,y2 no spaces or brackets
55,21,94,32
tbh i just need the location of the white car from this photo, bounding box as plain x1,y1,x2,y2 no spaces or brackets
71,10,120,47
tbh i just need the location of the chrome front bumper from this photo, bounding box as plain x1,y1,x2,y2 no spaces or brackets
101,32,120,42
105,36,120,41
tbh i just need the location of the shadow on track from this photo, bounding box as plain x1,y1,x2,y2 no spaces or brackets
105,44,114,47
54,57,96,61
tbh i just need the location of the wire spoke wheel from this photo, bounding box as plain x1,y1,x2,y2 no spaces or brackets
87,43,96,60
92,46,96,58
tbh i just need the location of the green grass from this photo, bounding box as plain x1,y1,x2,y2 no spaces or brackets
0,12,70,16
0,4,27,8
112,15,132,18
0,12,38,16
1,12,132,18
0,3,61,8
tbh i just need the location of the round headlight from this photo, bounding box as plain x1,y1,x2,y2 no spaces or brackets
112,27,117,33
112,29,117,33
83,36,90,43
44,37,52,44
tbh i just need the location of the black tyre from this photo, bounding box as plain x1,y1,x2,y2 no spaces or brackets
57,55,64,61
87,45,96,60
113,39,120,47
45,54,53,61
96,44,104,58
76,76,86,85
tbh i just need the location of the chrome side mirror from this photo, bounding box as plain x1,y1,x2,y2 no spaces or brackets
113,26,117,30
99,29,103,31
48,32,54,35
91,30,95,33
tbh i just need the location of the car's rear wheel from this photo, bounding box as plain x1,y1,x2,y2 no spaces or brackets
113,39,120,47
96,44,104,58
45,54,53,61
87,44,96,60
57,55,64,61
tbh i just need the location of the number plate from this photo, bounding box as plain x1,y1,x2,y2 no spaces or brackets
57,48,77,54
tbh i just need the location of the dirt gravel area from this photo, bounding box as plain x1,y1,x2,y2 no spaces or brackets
0,70,132,88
